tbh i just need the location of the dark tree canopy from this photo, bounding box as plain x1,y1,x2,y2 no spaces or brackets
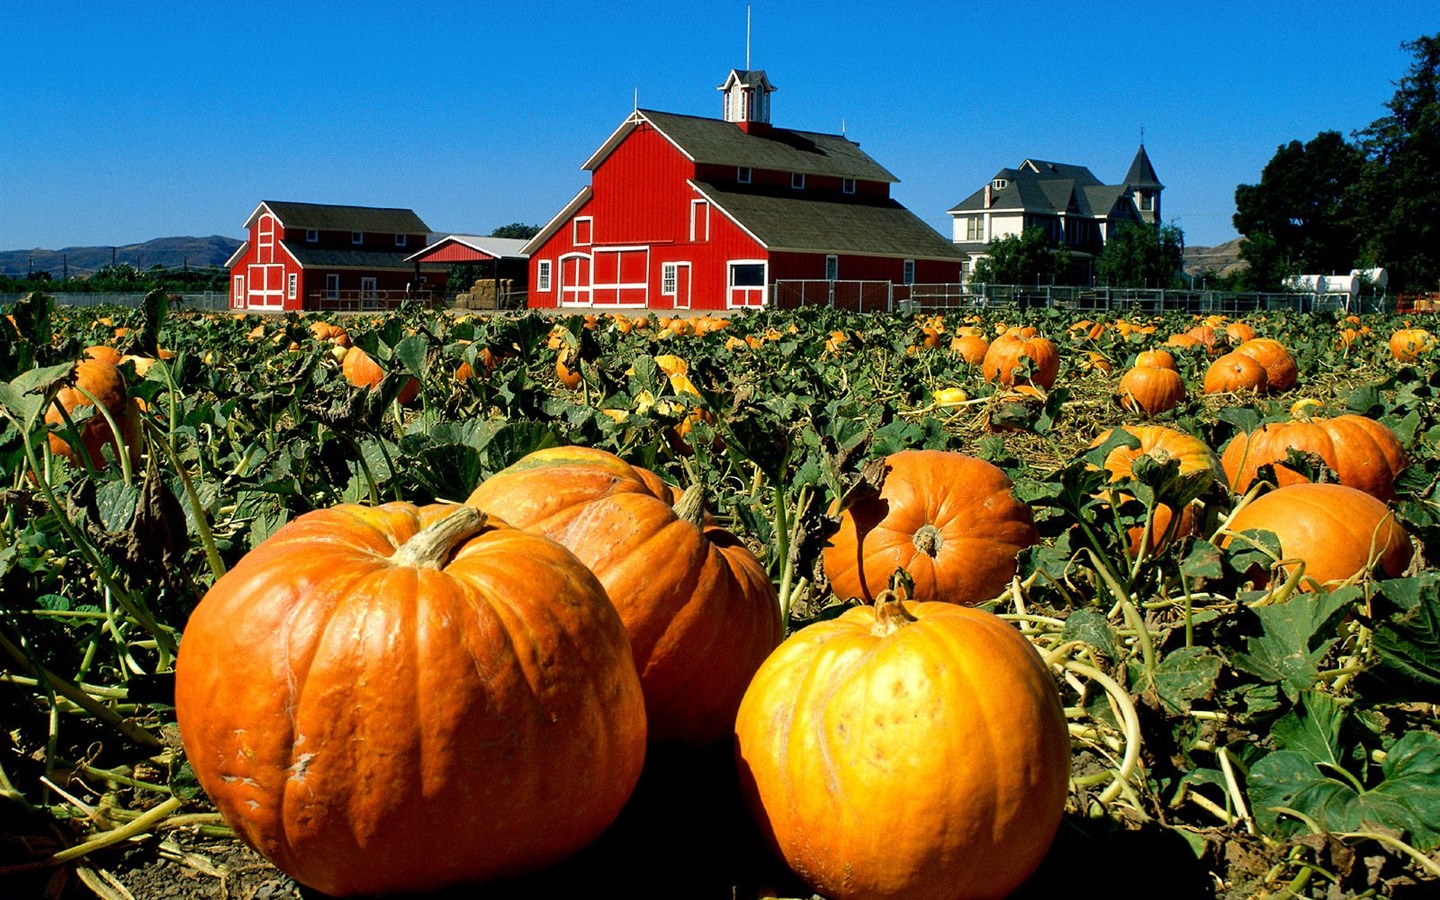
1095,222,1186,289
970,228,1072,286
490,223,541,239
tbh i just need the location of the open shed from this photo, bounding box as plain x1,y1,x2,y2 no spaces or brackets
406,235,530,308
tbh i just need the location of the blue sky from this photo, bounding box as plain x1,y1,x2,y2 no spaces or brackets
2,2,1435,252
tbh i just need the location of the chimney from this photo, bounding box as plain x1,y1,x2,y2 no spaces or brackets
984,184,992,208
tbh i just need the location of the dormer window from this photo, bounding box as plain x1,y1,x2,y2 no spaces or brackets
792,173,805,190
842,178,856,195
351,231,364,245
306,229,319,242
992,178,1008,191
395,233,408,247
737,166,752,184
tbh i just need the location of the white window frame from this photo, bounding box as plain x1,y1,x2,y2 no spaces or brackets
326,273,340,299
306,228,319,242
661,262,678,296
966,216,985,242
351,231,364,245
287,272,298,300
395,233,408,247
903,259,916,285
992,178,1008,190
842,177,856,194
825,254,839,281
232,275,245,306
727,259,768,309
690,200,709,241
536,259,552,292
573,217,593,246
791,172,806,190
737,166,752,184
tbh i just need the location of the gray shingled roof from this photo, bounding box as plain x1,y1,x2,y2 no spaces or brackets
1123,145,1164,190
254,201,431,234
283,245,432,270
591,109,898,183
694,181,964,260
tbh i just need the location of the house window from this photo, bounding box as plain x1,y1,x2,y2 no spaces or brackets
325,274,340,298
661,262,678,295
395,233,407,247
574,217,593,246
737,166,752,184
992,178,1008,191
792,172,806,190
1139,191,1153,211
351,231,364,245
825,255,838,281
287,273,297,300
842,178,856,194
537,259,552,292
306,229,318,243
903,259,915,285
966,216,985,241
690,200,709,241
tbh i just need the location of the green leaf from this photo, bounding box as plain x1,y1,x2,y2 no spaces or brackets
393,334,429,379
0,361,75,425
1061,607,1118,660
1151,646,1223,714
1180,539,1224,581
1230,588,1356,701
1366,574,1440,702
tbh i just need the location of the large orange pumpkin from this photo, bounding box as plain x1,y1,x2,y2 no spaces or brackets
1234,338,1298,391
1117,364,1187,415
1090,425,1222,555
465,446,782,745
1220,414,1407,501
341,345,419,405
1225,483,1412,589
823,450,1038,604
1203,351,1269,394
1134,348,1177,371
1390,327,1435,362
950,333,990,365
174,503,646,896
45,358,141,469
981,331,1059,389
734,590,1070,900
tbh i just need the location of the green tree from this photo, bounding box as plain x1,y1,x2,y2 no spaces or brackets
490,223,540,239
1232,131,1367,289
1095,221,1186,288
1356,33,1440,292
970,228,1071,285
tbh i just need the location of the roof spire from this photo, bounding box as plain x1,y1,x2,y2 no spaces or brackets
746,4,752,70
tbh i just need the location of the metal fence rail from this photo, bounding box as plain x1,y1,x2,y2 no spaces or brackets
0,292,231,311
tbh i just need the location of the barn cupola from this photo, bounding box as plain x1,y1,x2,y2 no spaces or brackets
718,69,776,134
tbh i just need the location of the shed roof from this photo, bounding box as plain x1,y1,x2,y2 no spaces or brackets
406,235,529,263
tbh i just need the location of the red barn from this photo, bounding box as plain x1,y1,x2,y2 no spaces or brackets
525,69,965,311
225,201,444,311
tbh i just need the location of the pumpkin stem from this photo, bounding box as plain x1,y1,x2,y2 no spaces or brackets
912,524,945,558
871,588,918,636
390,506,489,569
672,482,708,527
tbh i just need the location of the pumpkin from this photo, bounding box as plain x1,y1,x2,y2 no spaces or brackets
1390,327,1434,362
981,331,1059,389
1234,338,1298,391
1220,414,1407,501
1183,324,1220,351
45,358,141,469
465,446,782,745
1203,351,1269,394
734,589,1070,900
555,346,583,388
341,346,419,405
1224,321,1256,344
1134,348,1177,370
1117,364,1186,415
308,320,351,347
82,344,123,366
1225,483,1412,589
950,333,990,365
823,450,1037,605
1091,425,1222,555
174,503,646,896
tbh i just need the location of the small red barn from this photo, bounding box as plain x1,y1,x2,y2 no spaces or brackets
226,201,444,311
525,69,965,312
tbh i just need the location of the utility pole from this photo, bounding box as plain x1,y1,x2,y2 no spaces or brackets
63,254,68,280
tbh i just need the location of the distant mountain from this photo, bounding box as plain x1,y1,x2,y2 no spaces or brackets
1183,237,1246,277
0,236,243,279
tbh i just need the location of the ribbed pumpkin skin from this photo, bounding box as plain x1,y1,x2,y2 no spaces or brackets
1226,483,1412,588
981,333,1059,389
1117,364,1186,415
341,346,419,405
174,503,646,896
1222,415,1408,500
45,358,140,468
1203,351,1269,394
1234,338,1298,391
1091,425,1222,554
465,446,782,745
735,601,1071,900
823,450,1037,605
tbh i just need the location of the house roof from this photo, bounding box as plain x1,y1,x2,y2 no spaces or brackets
1123,144,1164,190
947,151,1152,216
405,235,529,263
584,109,898,183
245,201,431,234
282,245,439,270
692,181,965,260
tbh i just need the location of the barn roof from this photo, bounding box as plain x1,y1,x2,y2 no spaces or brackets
246,201,431,233
693,181,965,260
406,235,529,263
584,109,898,183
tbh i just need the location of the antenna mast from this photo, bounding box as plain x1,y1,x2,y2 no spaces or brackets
746,4,752,69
